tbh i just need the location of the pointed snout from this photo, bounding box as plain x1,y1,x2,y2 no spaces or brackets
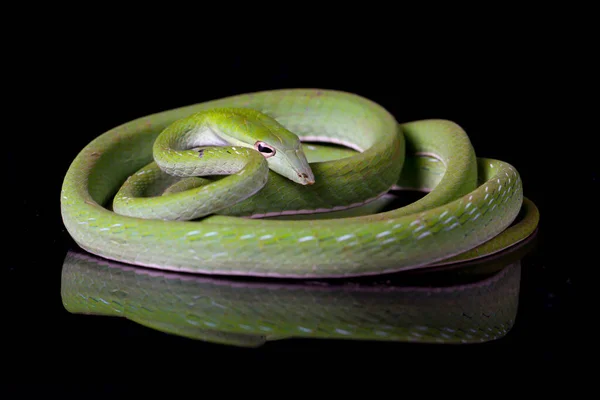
292,149,315,185
297,171,315,185
283,148,315,185
266,147,316,186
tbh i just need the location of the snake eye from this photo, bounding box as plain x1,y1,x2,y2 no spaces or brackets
254,141,276,158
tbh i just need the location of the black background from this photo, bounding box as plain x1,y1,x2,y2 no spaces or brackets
6,13,582,391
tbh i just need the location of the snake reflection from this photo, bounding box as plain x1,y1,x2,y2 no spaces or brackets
61,227,536,348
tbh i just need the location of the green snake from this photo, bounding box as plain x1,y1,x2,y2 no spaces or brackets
60,89,539,278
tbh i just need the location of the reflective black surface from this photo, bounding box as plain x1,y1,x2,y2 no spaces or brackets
8,50,574,389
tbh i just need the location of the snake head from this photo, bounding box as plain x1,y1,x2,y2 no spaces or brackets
254,140,315,185
212,108,316,186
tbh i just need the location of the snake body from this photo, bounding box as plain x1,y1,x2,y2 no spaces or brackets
60,89,538,278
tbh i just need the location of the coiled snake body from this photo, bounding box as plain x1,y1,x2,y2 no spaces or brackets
60,89,538,278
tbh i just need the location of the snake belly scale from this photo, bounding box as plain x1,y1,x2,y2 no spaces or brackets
60,89,538,278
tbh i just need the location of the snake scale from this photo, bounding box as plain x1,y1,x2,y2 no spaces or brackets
60,89,539,278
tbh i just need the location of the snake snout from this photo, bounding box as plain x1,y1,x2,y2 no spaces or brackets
298,172,315,185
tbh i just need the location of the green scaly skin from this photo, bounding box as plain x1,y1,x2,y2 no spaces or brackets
60,89,539,278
